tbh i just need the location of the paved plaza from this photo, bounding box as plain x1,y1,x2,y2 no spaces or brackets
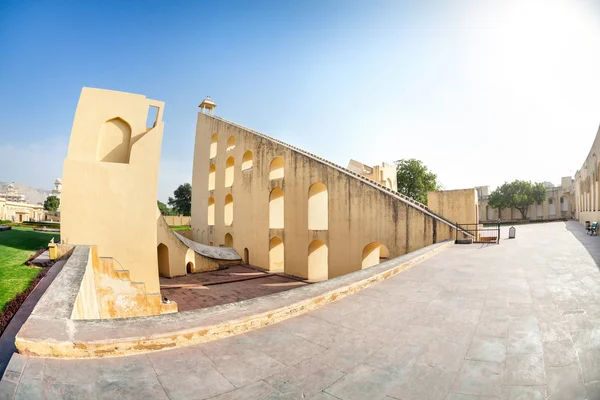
3,221,600,399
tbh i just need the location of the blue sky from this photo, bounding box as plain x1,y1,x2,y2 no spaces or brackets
1,0,600,202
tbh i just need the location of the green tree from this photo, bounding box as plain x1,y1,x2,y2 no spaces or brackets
43,195,60,211
488,180,546,220
168,183,192,216
395,159,442,205
157,200,176,216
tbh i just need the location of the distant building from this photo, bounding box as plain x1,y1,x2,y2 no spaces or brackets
52,178,62,199
476,178,573,222
0,183,26,203
347,160,397,191
0,184,45,222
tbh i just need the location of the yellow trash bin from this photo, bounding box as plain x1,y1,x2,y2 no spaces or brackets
48,243,57,260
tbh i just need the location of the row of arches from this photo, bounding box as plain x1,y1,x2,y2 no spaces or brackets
208,156,284,191
207,183,327,230
207,195,233,226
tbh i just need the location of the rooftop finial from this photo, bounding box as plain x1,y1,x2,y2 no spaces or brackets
199,96,216,115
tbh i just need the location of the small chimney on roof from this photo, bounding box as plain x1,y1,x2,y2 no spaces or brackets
199,96,216,115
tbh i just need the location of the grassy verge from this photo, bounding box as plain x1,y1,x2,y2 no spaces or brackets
171,225,191,231
0,227,60,311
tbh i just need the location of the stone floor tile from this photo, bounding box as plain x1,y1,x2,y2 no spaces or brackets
278,314,352,348
446,393,500,400
386,364,456,400
416,339,469,372
562,312,594,332
503,353,545,386
466,336,507,363
585,381,600,400
441,321,477,344
364,343,422,377
499,386,546,400
149,345,214,376
0,380,16,400
157,364,235,400
308,392,340,400
209,381,288,400
95,354,157,382
211,349,286,388
507,330,543,354
539,322,571,342
476,321,509,338
451,360,504,397
570,328,600,353
14,378,43,400
579,348,600,383
96,376,169,400
45,381,97,400
325,364,398,400
542,339,577,367
263,358,345,399
546,365,587,400
509,315,540,333
535,307,564,323
246,330,327,367
43,359,102,384
21,358,44,381
312,335,380,373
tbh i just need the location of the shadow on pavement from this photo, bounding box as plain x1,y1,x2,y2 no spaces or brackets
565,220,600,268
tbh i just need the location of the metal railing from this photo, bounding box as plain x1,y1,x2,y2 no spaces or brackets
456,223,500,244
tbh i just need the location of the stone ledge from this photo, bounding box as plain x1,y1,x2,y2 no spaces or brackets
15,240,453,358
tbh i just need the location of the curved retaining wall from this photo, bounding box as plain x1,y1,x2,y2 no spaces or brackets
15,241,453,358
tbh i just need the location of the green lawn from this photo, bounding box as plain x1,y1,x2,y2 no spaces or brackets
171,225,191,231
0,227,60,311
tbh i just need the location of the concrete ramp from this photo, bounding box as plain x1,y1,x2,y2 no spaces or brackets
173,231,240,260
157,209,240,277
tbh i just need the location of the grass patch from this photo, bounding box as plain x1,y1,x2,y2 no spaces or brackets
171,225,191,231
0,227,60,311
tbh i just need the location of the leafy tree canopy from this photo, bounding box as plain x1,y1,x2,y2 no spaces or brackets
43,195,60,212
395,158,442,205
157,200,176,216
488,180,546,219
168,183,192,216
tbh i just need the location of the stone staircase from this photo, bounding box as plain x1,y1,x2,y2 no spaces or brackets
73,253,177,319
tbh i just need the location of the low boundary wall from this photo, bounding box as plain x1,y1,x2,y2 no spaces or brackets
15,240,453,358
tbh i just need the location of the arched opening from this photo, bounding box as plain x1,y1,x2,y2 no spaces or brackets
549,198,556,216
226,136,236,152
208,164,216,191
269,188,284,229
207,197,215,226
308,240,328,281
224,233,233,247
242,151,253,171
97,117,132,163
308,182,328,230
157,243,169,276
210,134,218,159
224,194,233,226
560,196,568,212
244,248,249,264
362,242,388,269
380,245,389,260
536,203,543,218
269,157,284,180
269,237,284,272
386,178,392,189
225,157,235,187
186,261,194,274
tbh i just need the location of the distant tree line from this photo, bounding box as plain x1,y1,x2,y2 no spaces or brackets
488,180,546,219
158,183,192,216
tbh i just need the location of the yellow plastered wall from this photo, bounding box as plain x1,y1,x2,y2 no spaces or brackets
61,88,164,293
427,189,478,226
191,114,456,281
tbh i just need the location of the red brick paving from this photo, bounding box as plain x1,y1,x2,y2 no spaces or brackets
160,265,308,311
